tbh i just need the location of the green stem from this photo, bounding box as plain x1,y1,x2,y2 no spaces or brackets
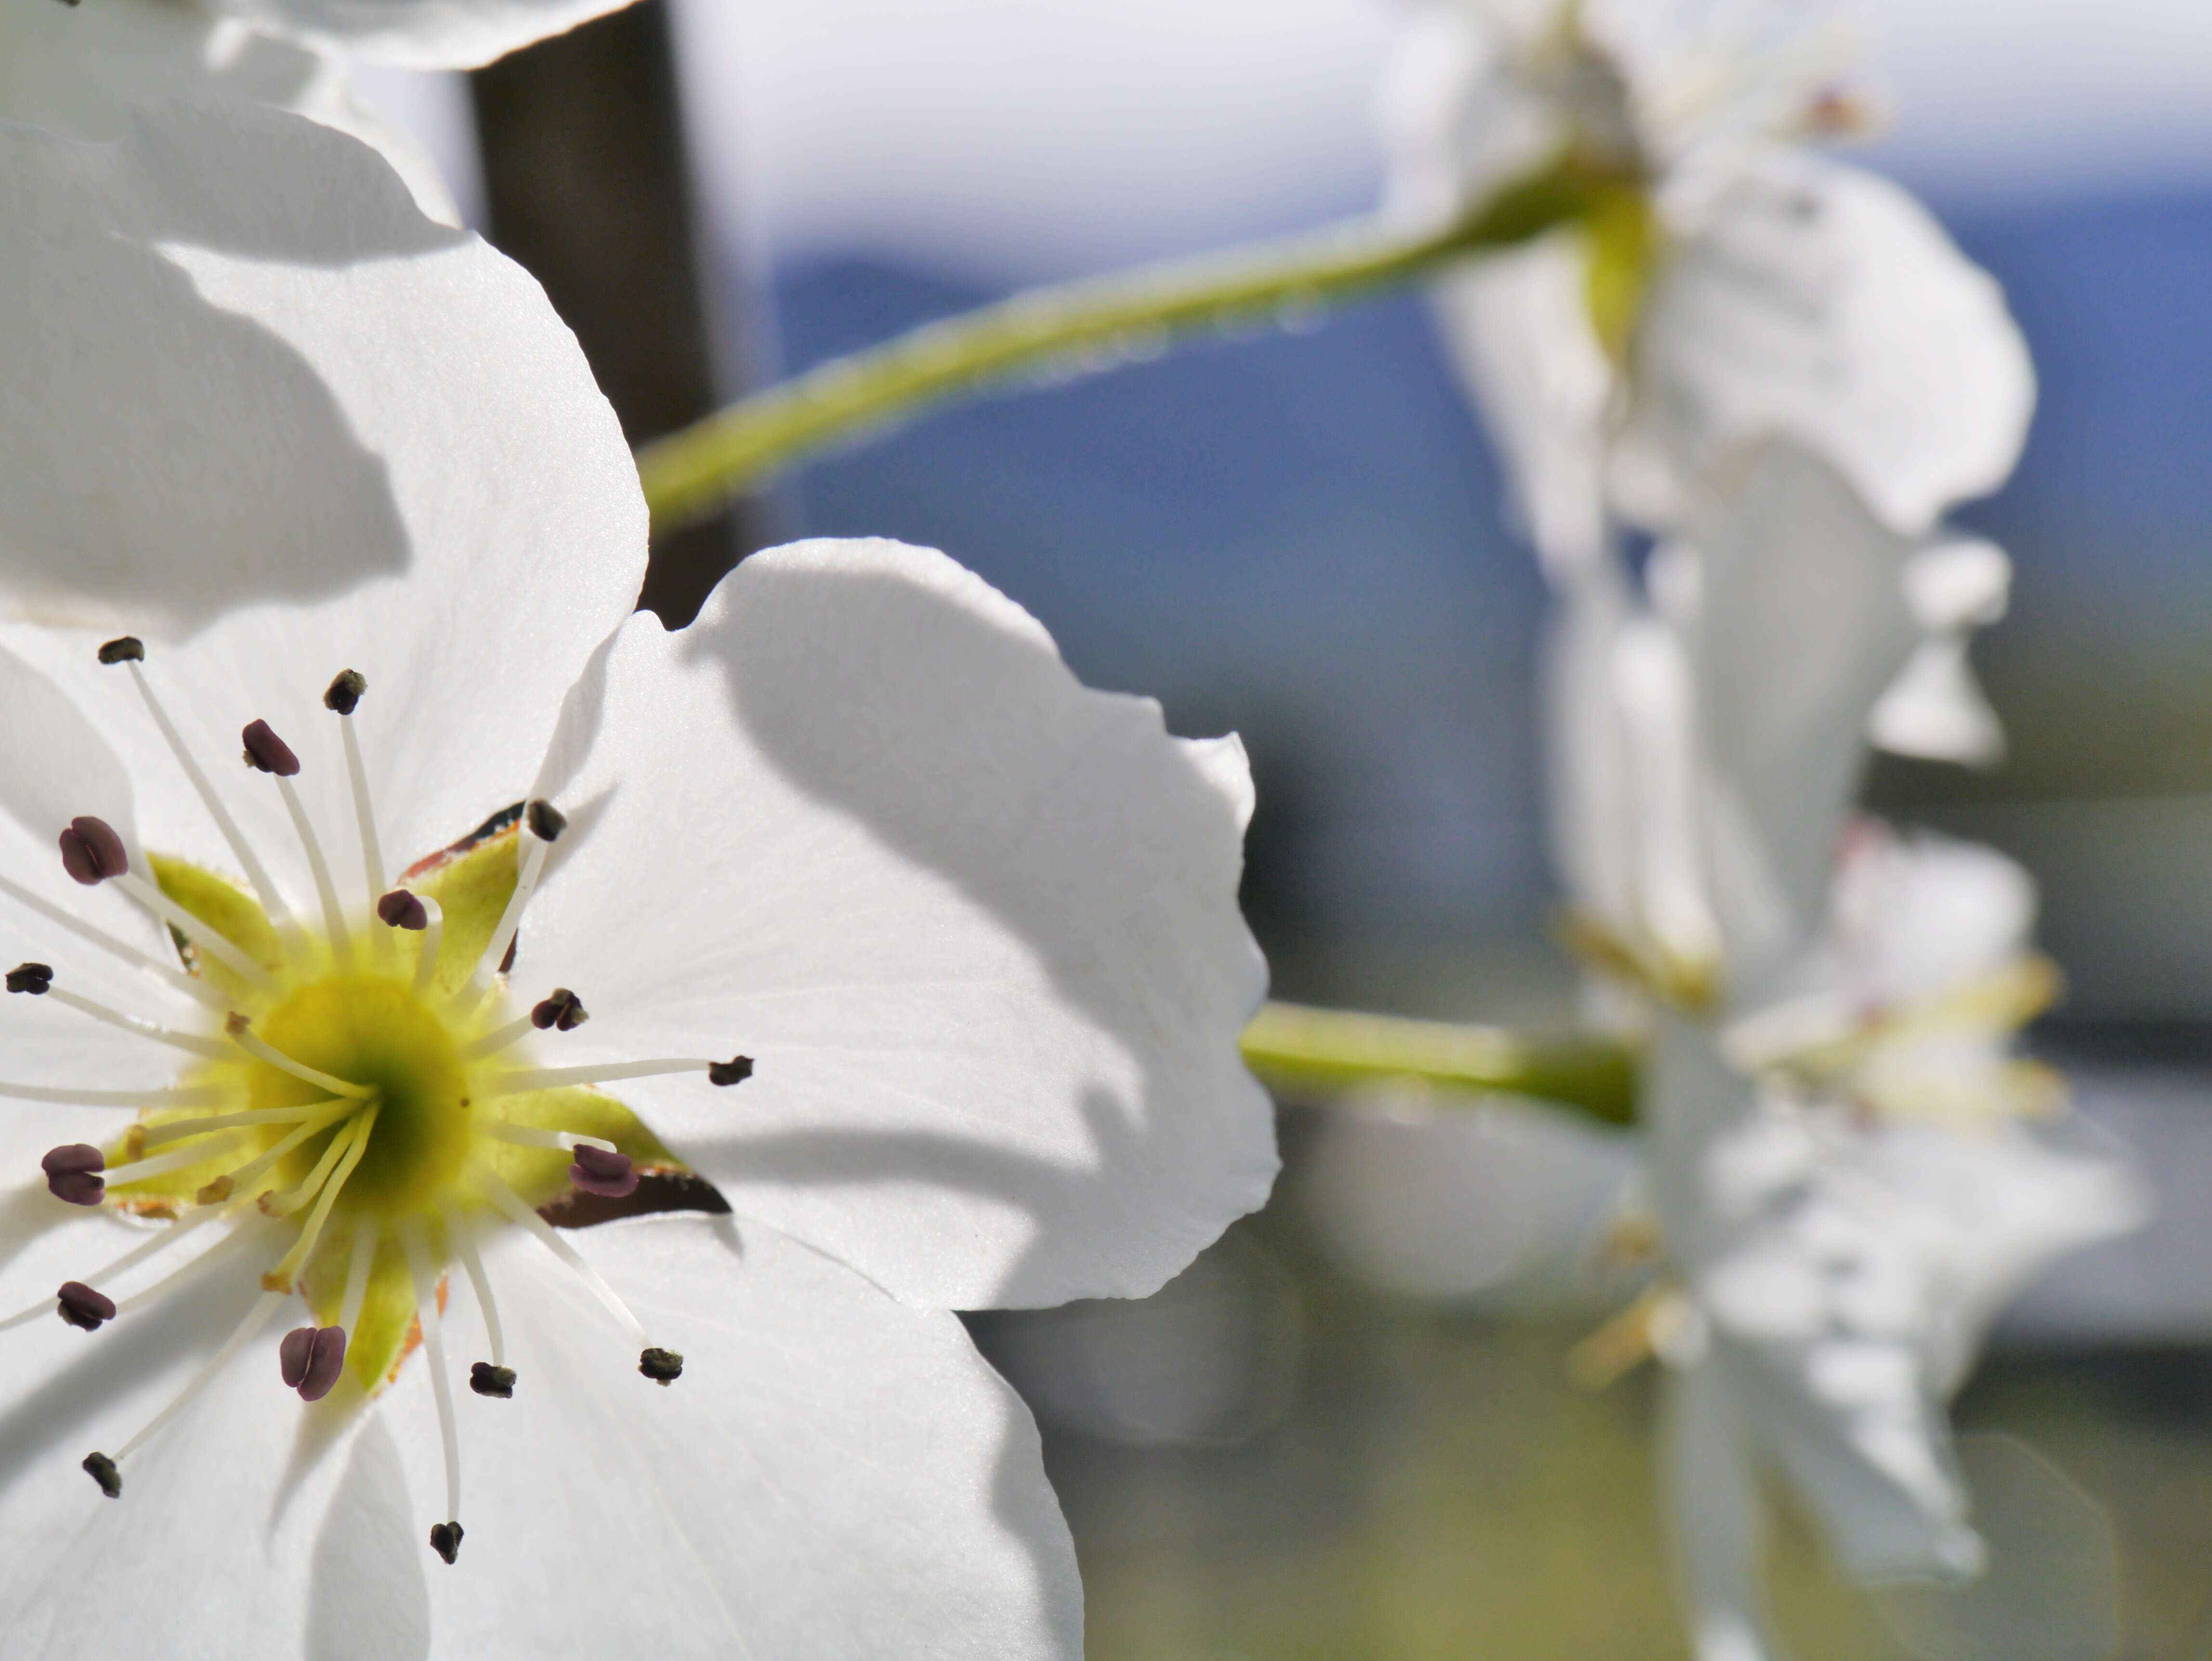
637,161,1617,536
1240,1000,1638,1127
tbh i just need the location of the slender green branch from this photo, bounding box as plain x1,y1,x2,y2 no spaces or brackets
1240,1000,1639,1126
637,161,1619,536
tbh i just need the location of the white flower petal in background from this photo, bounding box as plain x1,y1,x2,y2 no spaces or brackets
1871,1435,2121,1661
1869,538,2012,766
527,539,1278,1311
1626,153,2034,539
1300,1084,1640,1304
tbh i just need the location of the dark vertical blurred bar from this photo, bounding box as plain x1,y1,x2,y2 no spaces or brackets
470,0,753,625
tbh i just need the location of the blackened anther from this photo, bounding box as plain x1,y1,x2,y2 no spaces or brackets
531,989,587,1032
57,1281,116,1331
82,1452,121,1498
240,719,301,778
324,669,367,715
638,1347,684,1384
524,799,566,843
95,637,143,665
6,962,52,995
469,1362,517,1399
429,1521,464,1565
707,1056,754,1088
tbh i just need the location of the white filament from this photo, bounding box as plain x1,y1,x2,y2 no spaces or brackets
124,660,303,962
338,1213,379,1340
114,872,273,989
400,1221,462,1523
451,833,550,1016
485,1060,715,1095
0,1080,224,1108
0,1206,220,1333
101,1133,246,1189
227,1024,375,1099
484,1123,618,1154
478,1166,647,1345
112,1216,269,1315
40,986,229,1057
115,1289,287,1463
458,1014,535,1061
442,1200,505,1368
0,872,224,1009
274,775,351,969
338,714,387,962
409,895,445,1000
140,1102,348,1148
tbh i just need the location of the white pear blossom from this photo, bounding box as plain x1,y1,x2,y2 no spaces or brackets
0,0,645,219
0,101,1277,1655
1382,0,2035,559
1648,828,2144,1661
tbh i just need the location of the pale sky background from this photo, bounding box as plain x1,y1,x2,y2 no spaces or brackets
668,0,2212,284
364,0,2212,285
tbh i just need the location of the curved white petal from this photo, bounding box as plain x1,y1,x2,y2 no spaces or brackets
1686,1107,2144,1581
0,0,458,220
1869,538,2012,766
0,99,645,907
1685,443,1919,988
1427,240,1619,569
213,0,646,70
1300,1085,1638,1301
525,539,1277,1310
0,1234,379,1659
395,1215,1081,1659
1661,1361,1777,1661
1634,153,2034,537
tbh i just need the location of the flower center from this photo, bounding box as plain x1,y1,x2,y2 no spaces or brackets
251,973,470,1217
0,637,757,1566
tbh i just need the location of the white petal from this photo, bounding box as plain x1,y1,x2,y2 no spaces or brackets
211,0,648,70
0,1240,381,1659
1829,830,2038,1007
1633,153,2035,536
1685,443,1919,987
1867,638,2005,767
0,100,645,901
0,0,458,220
1661,1362,1777,1661
526,540,1276,1309
1299,1085,1639,1301
1426,239,1618,568
395,1215,1081,1659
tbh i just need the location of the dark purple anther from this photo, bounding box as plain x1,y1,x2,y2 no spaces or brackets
278,1325,316,1389
58,817,126,885
6,962,52,995
300,1327,347,1401
240,719,301,778
568,1144,637,1199
56,1281,116,1331
281,1325,349,1399
530,989,587,1032
43,1143,105,1206
377,889,428,931
707,1055,754,1087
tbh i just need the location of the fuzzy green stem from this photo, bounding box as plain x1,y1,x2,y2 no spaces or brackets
1241,1000,1639,1127
637,160,1618,536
